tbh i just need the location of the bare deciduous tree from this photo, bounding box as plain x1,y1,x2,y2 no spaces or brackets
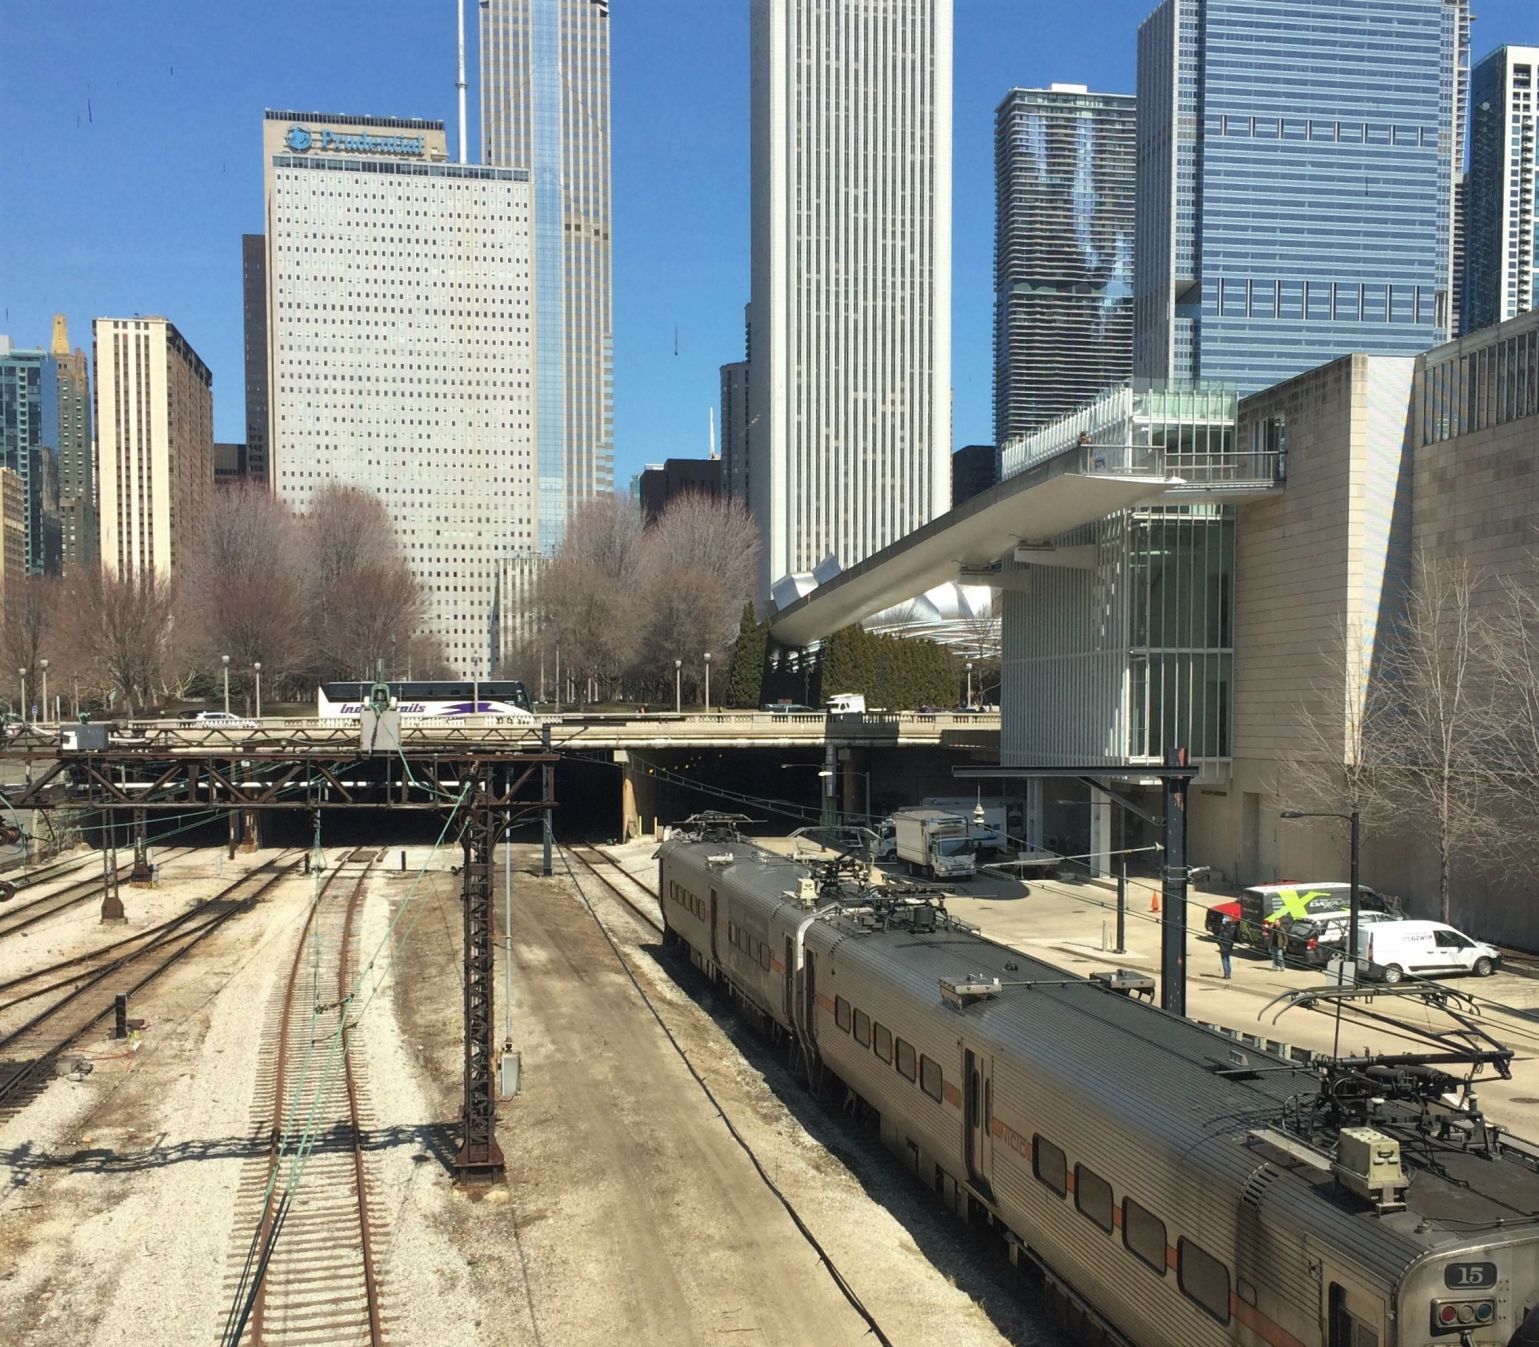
301,485,426,680
56,567,180,713
183,484,306,695
1484,558,1539,862
535,495,646,701
1,575,57,709
634,495,758,697
1377,554,1505,924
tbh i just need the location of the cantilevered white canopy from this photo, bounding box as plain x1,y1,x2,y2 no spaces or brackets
769,469,1180,647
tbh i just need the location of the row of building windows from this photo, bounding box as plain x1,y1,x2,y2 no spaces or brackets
1029,1135,1230,1325
1214,278,1440,325
1421,322,1539,445
831,994,944,1103
1215,115,1433,147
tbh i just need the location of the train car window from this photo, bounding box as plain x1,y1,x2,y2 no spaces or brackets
852,1009,871,1047
1075,1165,1113,1232
895,1038,917,1081
919,1056,943,1103
1032,1136,1067,1196
835,996,851,1032
1178,1238,1230,1324
759,943,770,971
1123,1199,1167,1275
873,1022,892,1063
728,921,738,946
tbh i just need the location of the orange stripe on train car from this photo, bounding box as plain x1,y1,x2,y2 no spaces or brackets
1233,1296,1309,1347
769,958,785,974
942,1081,963,1109
815,992,835,1013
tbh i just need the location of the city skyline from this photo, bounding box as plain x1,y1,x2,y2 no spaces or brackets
2,2,1535,492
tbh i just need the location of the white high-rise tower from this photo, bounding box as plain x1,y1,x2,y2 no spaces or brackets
748,0,953,600
1466,45,1539,331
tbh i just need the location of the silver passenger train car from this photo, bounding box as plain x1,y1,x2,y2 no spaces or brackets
658,817,1539,1347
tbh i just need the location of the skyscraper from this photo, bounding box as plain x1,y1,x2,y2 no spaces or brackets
720,359,750,504
50,316,94,571
480,0,614,552
93,316,213,580
1134,0,1468,393
262,110,534,677
748,0,953,597
994,84,1136,444
241,234,269,487
1466,45,1539,331
0,336,64,576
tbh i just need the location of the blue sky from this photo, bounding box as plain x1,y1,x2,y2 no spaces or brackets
1,2,1532,487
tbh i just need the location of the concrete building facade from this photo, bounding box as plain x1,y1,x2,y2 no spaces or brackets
93,316,213,580
480,0,614,550
994,84,1136,442
1465,45,1539,332
748,0,953,596
1134,0,1467,394
262,110,534,677
0,467,25,629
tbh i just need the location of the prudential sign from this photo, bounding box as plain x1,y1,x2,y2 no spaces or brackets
284,125,427,157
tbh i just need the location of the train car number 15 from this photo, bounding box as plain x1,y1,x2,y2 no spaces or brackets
1445,1263,1498,1289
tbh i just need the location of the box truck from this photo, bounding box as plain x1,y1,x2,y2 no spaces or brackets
892,809,976,881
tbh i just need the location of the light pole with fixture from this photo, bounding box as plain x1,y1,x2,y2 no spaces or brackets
703,652,712,712
674,658,682,714
18,668,27,724
253,662,263,719
1280,808,1360,972
39,659,48,723
965,661,974,708
222,655,231,714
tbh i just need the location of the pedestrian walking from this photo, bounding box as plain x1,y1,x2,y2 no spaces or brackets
1268,919,1286,970
1216,917,1236,979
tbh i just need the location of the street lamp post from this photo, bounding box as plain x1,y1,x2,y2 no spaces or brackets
674,659,682,715
39,660,48,724
253,662,263,719
965,661,974,709
1280,806,1361,968
703,652,712,713
221,655,231,714
18,668,27,724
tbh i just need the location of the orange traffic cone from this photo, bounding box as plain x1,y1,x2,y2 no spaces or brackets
1149,891,1160,914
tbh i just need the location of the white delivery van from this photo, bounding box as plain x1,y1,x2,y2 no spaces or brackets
1347,920,1502,983
824,693,866,715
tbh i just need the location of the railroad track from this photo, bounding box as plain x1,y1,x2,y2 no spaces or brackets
0,846,195,939
0,853,292,1117
567,845,663,934
223,848,386,1347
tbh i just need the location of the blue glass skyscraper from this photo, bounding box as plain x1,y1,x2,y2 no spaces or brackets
1134,0,1469,394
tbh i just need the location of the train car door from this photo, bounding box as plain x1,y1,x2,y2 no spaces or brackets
964,1045,995,1199
803,950,818,1042
783,935,795,1023
1326,1275,1384,1347
709,887,720,965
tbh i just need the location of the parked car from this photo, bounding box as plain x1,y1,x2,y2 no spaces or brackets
1229,882,1388,945
762,702,816,715
1328,919,1502,983
1283,908,1400,966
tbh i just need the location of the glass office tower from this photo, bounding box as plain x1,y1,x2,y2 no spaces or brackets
1466,46,1539,332
480,0,613,553
1135,0,1468,394
994,85,1136,444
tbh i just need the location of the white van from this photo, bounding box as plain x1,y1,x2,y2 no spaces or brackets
1341,920,1502,984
